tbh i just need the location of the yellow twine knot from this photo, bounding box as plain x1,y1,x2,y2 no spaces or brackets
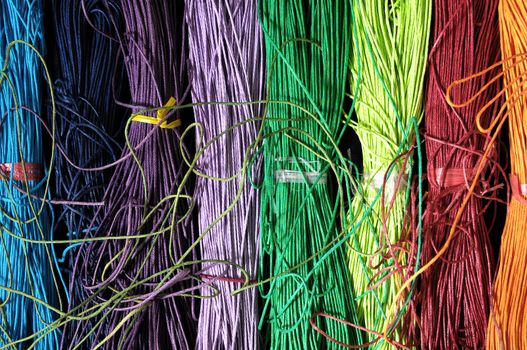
131,97,181,128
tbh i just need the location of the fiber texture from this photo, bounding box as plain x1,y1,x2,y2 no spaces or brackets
50,0,125,276
347,0,431,348
186,0,264,349
420,1,501,348
0,0,61,348
487,0,527,348
65,1,198,349
259,1,362,348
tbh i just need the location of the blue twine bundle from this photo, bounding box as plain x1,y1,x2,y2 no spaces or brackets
50,0,124,275
0,0,61,348
50,1,126,345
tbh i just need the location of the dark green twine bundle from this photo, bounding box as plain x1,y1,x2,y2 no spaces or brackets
258,1,362,349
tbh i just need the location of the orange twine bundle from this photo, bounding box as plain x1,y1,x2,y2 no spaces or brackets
487,0,527,348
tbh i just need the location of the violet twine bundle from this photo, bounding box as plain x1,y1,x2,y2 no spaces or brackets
64,1,198,349
420,1,501,348
185,1,264,349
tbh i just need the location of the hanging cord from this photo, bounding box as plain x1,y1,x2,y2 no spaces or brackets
487,0,527,348
0,0,62,348
419,0,502,349
346,0,431,348
259,0,363,349
50,0,126,301
65,1,199,349
185,0,265,349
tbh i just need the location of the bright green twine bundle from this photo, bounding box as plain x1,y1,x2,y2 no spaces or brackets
347,0,431,348
259,0,363,349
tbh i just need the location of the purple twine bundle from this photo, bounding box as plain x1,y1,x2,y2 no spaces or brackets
185,1,264,349
64,1,198,349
